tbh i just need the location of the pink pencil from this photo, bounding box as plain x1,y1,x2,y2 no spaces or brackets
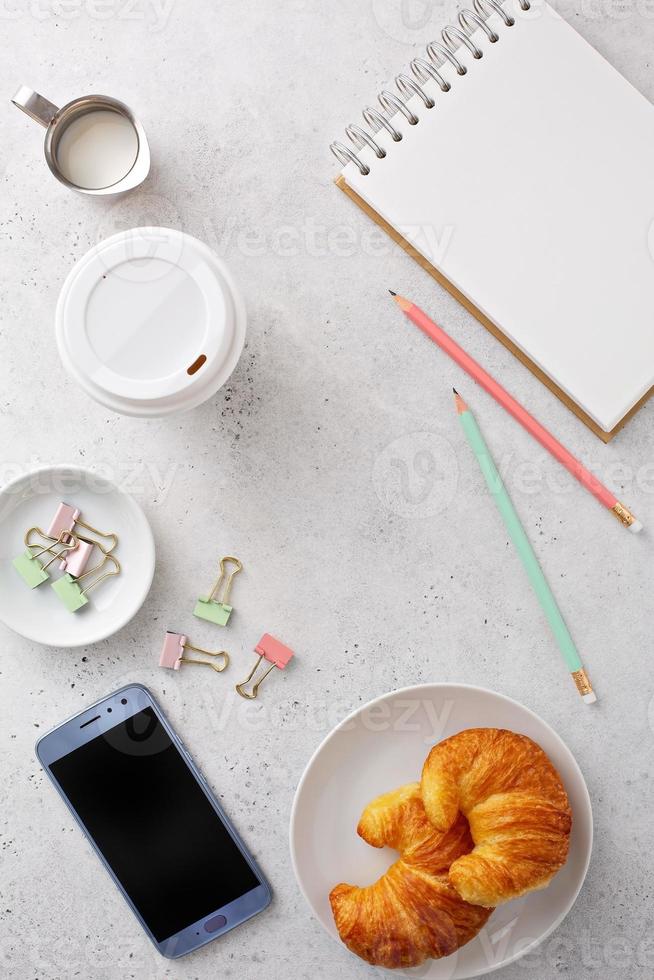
390,292,642,533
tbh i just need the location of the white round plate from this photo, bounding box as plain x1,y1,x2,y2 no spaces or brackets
56,227,246,417
0,466,155,647
290,684,592,979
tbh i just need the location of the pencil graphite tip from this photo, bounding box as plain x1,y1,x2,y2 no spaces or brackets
453,390,468,415
389,292,411,311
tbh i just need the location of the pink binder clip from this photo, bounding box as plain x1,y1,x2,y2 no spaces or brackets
46,502,118,554
59,538,94,577
47,502,80,538
235,634,294,700
47,504,93,575
158,631,229,674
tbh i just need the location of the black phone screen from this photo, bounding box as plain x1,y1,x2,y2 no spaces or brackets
49,707,259,941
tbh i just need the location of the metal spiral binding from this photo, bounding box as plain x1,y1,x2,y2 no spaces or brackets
330,0,530,175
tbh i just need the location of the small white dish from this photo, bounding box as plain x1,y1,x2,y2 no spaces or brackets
0,465,155,647
56,227,246,417
290,683,593,979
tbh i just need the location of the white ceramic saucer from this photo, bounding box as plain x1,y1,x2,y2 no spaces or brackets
0,465,155,647
290,683,593,979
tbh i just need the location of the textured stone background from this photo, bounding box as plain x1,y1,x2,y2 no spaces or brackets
1,1,653,978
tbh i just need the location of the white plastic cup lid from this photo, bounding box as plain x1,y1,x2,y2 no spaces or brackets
55,227,246,417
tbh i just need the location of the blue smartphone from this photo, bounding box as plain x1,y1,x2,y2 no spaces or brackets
36,684,271,958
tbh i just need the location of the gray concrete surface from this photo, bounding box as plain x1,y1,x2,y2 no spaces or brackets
1,1,653,978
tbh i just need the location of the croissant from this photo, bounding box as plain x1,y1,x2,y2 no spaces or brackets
421,728,572,907
329,783,492,969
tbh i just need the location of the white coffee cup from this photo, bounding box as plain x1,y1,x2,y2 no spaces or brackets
56,228,247,417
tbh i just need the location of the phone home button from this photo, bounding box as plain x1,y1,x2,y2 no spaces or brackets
204,914,227,933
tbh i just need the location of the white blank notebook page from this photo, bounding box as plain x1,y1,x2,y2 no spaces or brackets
341,0,654,433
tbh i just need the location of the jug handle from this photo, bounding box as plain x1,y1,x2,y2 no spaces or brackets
11,86,59,127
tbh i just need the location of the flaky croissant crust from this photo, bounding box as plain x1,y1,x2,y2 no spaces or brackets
329,784,492,968
421,728,572,907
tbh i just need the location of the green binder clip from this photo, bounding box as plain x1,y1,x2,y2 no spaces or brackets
12,528,78,589
193,556,242,626
13,549,50,588
52,553,121,612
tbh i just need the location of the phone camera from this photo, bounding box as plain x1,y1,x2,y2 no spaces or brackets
107,707,112,713
121,698,128,705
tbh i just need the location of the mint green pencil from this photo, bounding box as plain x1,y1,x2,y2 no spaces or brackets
454,389,596,704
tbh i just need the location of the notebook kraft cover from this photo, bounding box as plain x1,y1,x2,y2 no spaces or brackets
336,173,653,443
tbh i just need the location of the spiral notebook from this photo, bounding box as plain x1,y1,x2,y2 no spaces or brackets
332,0,654,441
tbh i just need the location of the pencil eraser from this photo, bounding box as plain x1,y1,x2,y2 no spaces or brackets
582,692,598,705
628,519,643,534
